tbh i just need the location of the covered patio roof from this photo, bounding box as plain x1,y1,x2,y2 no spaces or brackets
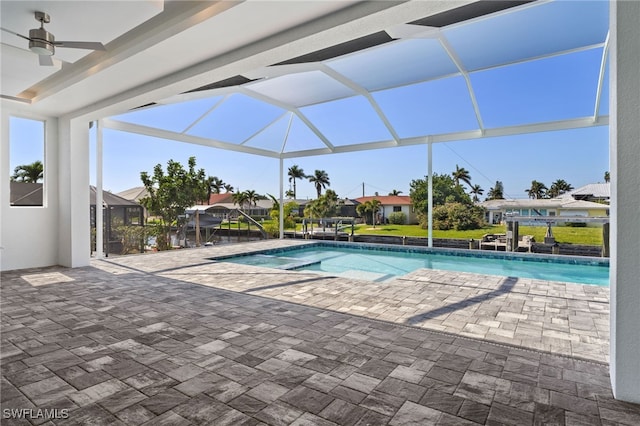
103,0,609,159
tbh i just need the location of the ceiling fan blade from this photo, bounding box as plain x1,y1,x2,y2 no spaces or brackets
39,55,54,66
53,41,105,51
1,27,31,41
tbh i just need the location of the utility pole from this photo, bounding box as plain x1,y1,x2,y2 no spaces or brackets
362,182,365,197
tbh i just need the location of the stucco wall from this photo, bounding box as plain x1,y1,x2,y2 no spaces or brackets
379,205,418,224
1,102,59,271
609,0,640,403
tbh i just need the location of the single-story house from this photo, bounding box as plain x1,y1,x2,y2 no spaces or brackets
355,195,418,225
480,198,609,226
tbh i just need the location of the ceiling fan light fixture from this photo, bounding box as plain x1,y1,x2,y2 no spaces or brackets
28,28,55,56
29,40,55,56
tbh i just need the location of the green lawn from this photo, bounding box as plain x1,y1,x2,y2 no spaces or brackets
245,220,603,245
351,224,603,245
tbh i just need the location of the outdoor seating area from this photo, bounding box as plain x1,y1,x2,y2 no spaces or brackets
3,241,638,425
480,234,507,251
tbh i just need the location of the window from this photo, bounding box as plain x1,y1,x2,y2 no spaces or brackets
9,117,45,206
393,206,402,212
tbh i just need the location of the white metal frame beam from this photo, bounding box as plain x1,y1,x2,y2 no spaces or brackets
438,34,485,133
104,114,608,161
102,118,281,158
95,120,104,259
279,116,609,159
181,95,228,134
320,64,401,143
594,32,610,122
238,87,335,151
239,111,289,146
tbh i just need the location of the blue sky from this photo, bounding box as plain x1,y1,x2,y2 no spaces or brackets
87,125,608,200
9,1,609,201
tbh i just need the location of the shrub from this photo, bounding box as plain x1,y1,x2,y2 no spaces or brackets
263,222,280,238
388,211,407,225
564,222,587,227
114,225,146,254
432,202,486,231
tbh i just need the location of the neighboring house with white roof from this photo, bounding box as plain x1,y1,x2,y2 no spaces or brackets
562,182,610,203
116,186,150,203
480,198,609,226
355,195,418,225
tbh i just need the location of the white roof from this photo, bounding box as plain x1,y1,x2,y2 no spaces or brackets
481,198,609,211
185,205,218,213
560,199,609,210
116,187,149,202
563,182,611,199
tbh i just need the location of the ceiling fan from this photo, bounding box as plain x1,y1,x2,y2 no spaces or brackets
1,11,106,66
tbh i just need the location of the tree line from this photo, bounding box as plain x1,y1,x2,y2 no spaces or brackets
136,157,611,248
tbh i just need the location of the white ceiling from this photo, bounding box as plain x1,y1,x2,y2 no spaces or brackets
1,0,388,116
0,0,164,97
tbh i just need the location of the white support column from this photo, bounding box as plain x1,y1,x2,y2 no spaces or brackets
58,117,91,267
427,141,433,248
609,0,640,404
279,158,284,239
95,120,104,259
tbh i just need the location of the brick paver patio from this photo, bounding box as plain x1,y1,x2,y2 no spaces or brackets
2,240,639,425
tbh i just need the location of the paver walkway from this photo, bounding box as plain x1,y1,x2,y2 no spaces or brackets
2,240,638,425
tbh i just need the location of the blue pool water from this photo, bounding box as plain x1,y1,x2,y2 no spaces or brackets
218,243,609,286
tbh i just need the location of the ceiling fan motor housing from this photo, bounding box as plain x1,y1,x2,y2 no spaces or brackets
29,27,55,56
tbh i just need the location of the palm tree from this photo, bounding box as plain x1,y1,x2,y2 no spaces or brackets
547,179,574,198
224,183,234,193
210,176,225,194
526,180,548,199
356,199,382,227
470,184,484,202
604,171,610,183
388,189,403,196
285,189,295,199
486,181,505,200
288,165,306,199
232,191,249,211
308,169,330,198
243,190,262,214
452,165,472,188
368,199,382,228
202,176,225,204
203,177,213,204
11,160,44,183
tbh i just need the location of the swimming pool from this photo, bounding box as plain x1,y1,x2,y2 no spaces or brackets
215,242,609,286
